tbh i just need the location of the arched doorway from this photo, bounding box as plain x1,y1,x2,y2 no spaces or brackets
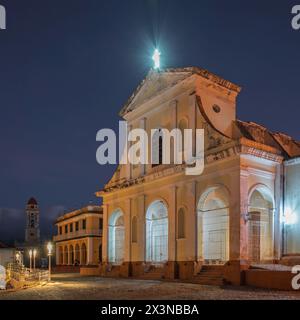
81,243,87,265
146,200,168,263
59,246,63,265
197,186,230,264
64,246,68,265
108,209,125,264
75,244,80,265
69,245,74,265
248,185,274,262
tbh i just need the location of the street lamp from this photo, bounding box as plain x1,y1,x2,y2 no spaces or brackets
33,249,37,271
29,249,33,272
15,252,20,265
47,242,53,282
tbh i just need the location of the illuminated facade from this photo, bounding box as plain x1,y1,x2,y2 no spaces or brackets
96,67,300,284
54,206,103,266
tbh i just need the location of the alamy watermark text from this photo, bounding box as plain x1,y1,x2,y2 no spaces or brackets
0,4,6,30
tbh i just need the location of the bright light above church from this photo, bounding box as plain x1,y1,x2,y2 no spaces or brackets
152,48,161,70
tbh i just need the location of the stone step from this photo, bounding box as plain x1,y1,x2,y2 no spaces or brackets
198,271,223,276
145,268,164,274
193,265,225,286
201,265,224,271
138,272,164,280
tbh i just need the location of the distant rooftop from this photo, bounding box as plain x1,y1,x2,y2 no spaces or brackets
0,242,13,249
55,205,103,224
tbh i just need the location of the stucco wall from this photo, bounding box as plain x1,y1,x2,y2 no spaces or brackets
0,249,14,267
284,159,300,254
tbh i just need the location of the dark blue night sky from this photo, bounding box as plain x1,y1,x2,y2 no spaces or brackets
0,0,299,242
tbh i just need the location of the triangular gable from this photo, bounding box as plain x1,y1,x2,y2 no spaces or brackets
119,67,241,117
119,69,193,117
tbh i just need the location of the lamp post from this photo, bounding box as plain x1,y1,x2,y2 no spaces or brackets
15,252,20,265
33,249,37,271
29,249,33,272
47,242,53,282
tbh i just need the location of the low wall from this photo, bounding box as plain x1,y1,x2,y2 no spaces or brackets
52,265,80,273
80,266,101,276
6,264,49,290
244,270,296,291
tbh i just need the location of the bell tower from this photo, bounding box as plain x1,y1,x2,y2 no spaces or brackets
25,197,40,244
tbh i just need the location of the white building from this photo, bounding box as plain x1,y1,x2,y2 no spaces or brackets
0,243,14,268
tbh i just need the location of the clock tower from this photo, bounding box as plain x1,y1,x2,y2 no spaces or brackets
25,197,40,244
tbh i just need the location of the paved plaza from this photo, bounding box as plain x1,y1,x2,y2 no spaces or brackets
1,273,300,300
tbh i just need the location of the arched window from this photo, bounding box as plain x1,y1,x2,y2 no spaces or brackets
69,245,74,265
146,200,168,263
75,244,80,265
108,209,125,264
64,246,68,265
131,216,138,243
59,246,63,265
197,186,230,264
248,186,274,262
177,208,186,239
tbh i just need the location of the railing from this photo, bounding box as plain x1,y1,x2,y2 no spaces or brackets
7,263,49,285
53,229,102,242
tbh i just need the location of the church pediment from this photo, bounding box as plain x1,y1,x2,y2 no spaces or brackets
119,69,193,117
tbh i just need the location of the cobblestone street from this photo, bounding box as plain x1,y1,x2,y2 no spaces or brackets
1,273,300,300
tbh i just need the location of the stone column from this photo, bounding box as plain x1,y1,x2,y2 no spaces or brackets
124,198,132,262
140,118,147,176
87,237,94,265
274,162,283,260
126,124,132,180
188,94,196,155
55,245,59,265
79,246,82,265
138,194,146,262
102,204,108,263
170,100,178,164
239,169,249,261
62,248,65,265
68,246,72,265
225,167,249,285
168,186,177,262
228,169,247,261
187,181,197,261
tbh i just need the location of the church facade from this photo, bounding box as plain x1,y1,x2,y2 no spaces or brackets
96,67,300,284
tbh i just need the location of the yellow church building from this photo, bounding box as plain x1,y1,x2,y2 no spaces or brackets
93,66,300,286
